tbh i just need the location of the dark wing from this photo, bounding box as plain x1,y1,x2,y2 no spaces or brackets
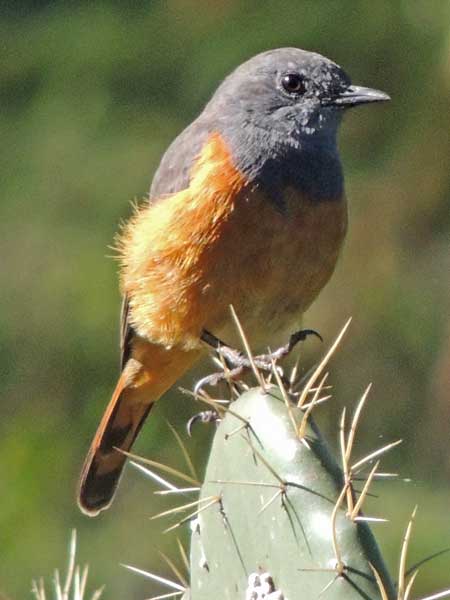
120,295,133,370
119,117,212,369
150,117,211,198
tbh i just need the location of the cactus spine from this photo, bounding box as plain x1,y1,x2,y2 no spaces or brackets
189,386,395,599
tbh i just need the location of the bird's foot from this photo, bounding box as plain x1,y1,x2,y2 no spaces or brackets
196,328,321,393
187,410,220,436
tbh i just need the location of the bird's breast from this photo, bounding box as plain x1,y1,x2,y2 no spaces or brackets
120,132,347,351
208,184,348,349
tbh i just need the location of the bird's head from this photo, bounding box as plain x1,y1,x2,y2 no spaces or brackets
207,47,389,142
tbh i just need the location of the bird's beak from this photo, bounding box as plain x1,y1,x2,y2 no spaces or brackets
331,85,390,108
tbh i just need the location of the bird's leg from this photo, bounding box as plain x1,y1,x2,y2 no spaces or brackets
200,329,247,368
193,330,247,398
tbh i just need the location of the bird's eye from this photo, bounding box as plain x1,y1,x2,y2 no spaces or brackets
281,73,306,95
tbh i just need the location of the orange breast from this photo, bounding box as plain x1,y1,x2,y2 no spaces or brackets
118,133,347,351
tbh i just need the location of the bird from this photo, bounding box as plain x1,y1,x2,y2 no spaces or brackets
78,47,389,516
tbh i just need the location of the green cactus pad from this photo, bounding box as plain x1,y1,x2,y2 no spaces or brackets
189,386,394,599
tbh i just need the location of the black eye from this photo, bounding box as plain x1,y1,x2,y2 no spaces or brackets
281,73,306,95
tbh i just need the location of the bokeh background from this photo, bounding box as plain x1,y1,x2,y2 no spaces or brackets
1,1,450,598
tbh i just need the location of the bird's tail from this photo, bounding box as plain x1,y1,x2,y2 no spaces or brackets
78,341,200,516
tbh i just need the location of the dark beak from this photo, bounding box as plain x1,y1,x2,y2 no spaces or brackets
332,85,390,108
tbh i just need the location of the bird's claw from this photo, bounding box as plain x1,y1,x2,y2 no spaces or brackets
187,410,220,436
193,366,244,396
289,328,322,348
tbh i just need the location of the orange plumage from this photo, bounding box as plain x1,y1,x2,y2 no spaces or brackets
118,133,247,350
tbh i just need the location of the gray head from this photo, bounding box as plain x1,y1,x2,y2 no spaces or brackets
151,48,389,204
201,48,389,204
206,47,389,141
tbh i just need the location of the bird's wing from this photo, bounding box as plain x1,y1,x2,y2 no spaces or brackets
119,295,132,370
150,118,211,199
118,118,212,367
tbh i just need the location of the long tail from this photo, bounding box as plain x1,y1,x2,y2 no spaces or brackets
78,340,200,516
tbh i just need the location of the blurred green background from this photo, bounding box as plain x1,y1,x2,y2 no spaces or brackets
1,1,450,598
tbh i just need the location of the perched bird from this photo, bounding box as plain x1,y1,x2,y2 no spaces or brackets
78,47,389,516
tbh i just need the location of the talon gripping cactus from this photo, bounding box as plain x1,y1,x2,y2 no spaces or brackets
189,387,395,599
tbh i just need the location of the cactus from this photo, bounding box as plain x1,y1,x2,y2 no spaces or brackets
44,322,448,600
123,322,407,599
189,385,395,599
